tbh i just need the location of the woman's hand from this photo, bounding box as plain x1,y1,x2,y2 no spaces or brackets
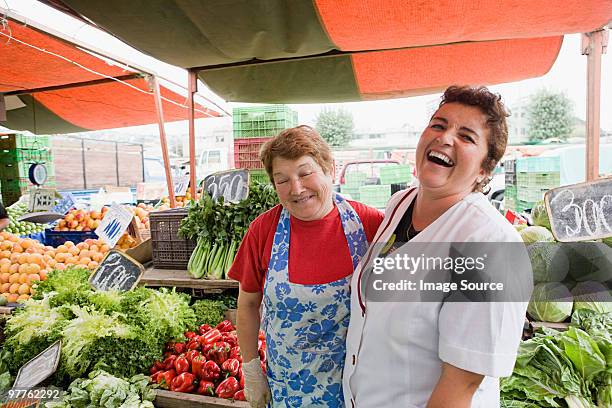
236,288,270,407
242,357,271,408
426,363,483,408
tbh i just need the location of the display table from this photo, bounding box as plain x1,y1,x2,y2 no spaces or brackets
140,267,239,291
154,390,249,408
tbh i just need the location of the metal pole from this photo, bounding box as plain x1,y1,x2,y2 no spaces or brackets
188,69,198,201
81,139,87,190
582,29,608,181
151,76,176,208
140,144,145,182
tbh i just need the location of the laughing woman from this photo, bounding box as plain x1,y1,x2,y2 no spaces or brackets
344,86,531,408
228,126,383,408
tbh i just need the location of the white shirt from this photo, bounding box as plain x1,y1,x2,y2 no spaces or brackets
343,189,530,408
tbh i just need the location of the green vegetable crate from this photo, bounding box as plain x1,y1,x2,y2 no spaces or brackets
0,133,50,150
248,169,271,184
233,105,298,138
359,185,391,208
379,165,412,185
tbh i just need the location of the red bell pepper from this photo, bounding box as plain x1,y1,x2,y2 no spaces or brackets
184,331,197,340
200,329,222,346
221,358,240,377
150,371,163,384
198,324,212,335
150,360,164,375
158,369,177,390
170,372,197,393
174,354,190,374
216,320,234,333
207,341,231,365
186,338,201,351
222,332,239,348
215,377,239,399
259,348,266,363
162,355,178,371
238,367,244,388
173,342,186,355
201,360,220,381
185,349,200,364
258,330,266,341
258,339,266,352
229,346,242,362
260,360,267,375
196,380,215,396
234,390,246,401
191,355,207,378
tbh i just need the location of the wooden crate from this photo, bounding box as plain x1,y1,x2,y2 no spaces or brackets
155,390,249,408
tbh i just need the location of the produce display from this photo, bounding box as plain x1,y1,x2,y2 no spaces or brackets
181,182,278,279
0,267,197,388
4,202,47,235
501,309,611,407
149,319,264,401
47,370,156,408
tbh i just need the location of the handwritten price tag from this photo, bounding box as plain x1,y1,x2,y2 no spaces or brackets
52,193,75,215
94,203,134,248
29,188,57,212
545,177,612,242
204,169,249,203
174,176,189,196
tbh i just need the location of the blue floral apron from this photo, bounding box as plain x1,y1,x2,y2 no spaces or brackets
262,193,368,407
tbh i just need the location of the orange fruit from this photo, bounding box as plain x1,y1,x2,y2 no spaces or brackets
64,241,75,248
17,294,30,301
7,294,19,303
1,283,10,293
0,264,9,275
17,283,30,295
39,270,48,280
0,272,9,283
78,257,92,266
9,264,19,274
9,283,20,294
8,274,20,284
11,244,23,253
87,261,99,270
18,264,29,274
27,274,40,284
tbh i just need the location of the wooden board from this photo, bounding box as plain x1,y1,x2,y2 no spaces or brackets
530,321,570,331
155,390,249,408
140,267,239,291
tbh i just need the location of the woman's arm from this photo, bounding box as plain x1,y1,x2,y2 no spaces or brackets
426,363,484,408
236,288,263,361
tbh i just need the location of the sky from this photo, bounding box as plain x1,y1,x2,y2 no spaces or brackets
2,0,611,134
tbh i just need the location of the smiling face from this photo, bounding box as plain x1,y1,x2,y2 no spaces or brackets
272,155,335,221
415,102,490,197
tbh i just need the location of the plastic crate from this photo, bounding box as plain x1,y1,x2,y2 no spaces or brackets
0,134,50,150
234,137,270,170
44,230,99,247
1,161,55,179
340,185,360,200
359,185,391,208
379,165,412,185
505,172,517,186
504,159,516,174
515,199,536,213
516,172,560,188
516,157,560,173
1,177,56,191
233,105,298,138
344,171,367,187
249,169,271,185
150,208,197,269
517,187,549,202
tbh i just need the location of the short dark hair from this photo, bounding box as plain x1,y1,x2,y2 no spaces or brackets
259,125,334,182
439,86,510,186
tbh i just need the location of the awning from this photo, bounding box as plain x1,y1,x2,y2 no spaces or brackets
0,17,223,134
40,0,611,102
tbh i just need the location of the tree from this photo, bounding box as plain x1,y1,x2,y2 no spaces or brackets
315,108,354,147
526,89,574,143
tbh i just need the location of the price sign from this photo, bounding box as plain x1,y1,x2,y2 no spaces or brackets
52,192,75,215
204,169,249,204
89,250,144,292
29,188,57,212
545,177,612,242
95,203,134,248
174,175,189,196
13,341,61,388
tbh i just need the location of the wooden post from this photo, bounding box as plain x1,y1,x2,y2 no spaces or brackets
582,29,608,181
151,76,176,208
188,70,198,201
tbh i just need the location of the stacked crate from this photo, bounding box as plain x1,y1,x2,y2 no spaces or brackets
232,105,298,183
379,165,412,185
504,159,517,211
0,134,55,206
359,185,391,208
514,157,560,212
340,172,367,200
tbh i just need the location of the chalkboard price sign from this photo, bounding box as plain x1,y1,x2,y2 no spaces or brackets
13,341,61,388
89,250,144,292
204,169,249,203
545,177,612,242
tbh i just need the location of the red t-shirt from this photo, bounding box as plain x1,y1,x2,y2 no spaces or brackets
228,201,384,293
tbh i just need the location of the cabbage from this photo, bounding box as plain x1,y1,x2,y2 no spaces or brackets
520,226,554,244
531,200,551,230
528,282,573,322
571,281,612,314
514,224,528,233
527,242,569,283
567,242,612,283
603,236,612,248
